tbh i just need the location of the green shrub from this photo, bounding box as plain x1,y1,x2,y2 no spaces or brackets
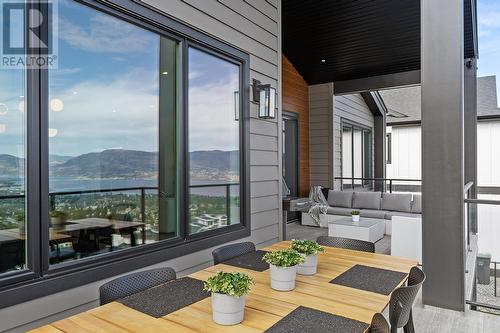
351,210,360,215
290,239,325,256
262,249,305,267
50,210,68,218
203,272,253,297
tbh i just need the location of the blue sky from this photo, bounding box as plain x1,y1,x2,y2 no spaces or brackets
478,0,500,106
0,0,239,157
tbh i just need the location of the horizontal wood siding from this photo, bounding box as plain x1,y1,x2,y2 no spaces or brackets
282,55,310,196
309,83,334,188
0,1,281,332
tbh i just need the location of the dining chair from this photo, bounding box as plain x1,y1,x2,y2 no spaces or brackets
389,266,426,333
212,241,256,265
99,267,176,305
370,313,390,333
316,236,375,253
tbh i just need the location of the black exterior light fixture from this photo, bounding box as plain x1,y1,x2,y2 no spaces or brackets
253,79,277,119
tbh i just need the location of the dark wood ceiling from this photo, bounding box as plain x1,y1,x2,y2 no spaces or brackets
283,0,477,85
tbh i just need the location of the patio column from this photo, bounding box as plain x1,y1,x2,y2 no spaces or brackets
421,0,465,311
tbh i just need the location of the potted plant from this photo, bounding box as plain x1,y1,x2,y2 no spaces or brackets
50,210,68,227
290,239,325,276
203,271,254,326
351,210,360,222
263,250,305,291
16,212,25,235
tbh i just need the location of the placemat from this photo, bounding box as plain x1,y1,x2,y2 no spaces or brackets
118,277,209,318
264,306,369,333
330,264,407,295
222,250,270,271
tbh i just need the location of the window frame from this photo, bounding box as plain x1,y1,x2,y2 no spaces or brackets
340,119,373,189
0,0,250,308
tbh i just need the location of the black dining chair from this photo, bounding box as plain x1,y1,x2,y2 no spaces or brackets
389,266,426,333
370,313,390,333
316,236,375,253
99,267,176,305
212,241,256,265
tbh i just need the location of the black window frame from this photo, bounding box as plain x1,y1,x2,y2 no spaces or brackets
340,119,373,189
0,0,250,308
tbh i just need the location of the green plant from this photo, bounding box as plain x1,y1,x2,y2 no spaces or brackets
203,272,253,297
290,239,325,256
50,210,68,218
351,210,360,215
262,250,305,267
15,212,25,222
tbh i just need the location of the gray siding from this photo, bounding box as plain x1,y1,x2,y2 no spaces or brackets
332,93,375,190
0,1,281,332
309,83,334,188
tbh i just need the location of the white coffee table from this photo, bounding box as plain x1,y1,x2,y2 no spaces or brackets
328,217,385,243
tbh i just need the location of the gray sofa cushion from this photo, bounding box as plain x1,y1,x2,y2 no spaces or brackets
352,192,382,210
411,194,422,213
327,190,353,208
360,209,389,219
326,207,354,215
381,193,412,212
384,212,422,220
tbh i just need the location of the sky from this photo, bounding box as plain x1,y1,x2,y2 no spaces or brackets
477,0,500,106
0,0,240,157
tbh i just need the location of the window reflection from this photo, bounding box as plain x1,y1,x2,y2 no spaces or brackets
188,48,241,234
47,0,178,265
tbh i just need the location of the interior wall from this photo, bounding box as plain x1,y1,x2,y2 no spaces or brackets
282,55,310,197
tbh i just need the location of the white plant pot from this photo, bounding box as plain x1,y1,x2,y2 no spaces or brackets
351,215,360,222
211,293,246,326
270,264,297,291
297,254,318,276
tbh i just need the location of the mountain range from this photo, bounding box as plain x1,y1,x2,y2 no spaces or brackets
0,149,239,180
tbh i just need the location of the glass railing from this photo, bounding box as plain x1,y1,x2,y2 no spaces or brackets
0,183,239,271
334,177,422,193
465,188,500,314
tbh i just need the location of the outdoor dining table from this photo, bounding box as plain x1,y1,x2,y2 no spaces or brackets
28,240,417,333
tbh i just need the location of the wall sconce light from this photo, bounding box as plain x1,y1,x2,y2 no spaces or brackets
253,79,276,119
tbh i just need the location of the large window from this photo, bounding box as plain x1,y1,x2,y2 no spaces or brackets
341,121,372,189
0,0,249,301
188,48,241,235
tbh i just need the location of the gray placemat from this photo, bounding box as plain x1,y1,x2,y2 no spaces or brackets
222,250,270,271
330,264,407,295
264,306,369,333
118,277,209,318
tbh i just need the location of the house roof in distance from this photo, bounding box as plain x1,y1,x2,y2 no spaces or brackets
381,76,500,125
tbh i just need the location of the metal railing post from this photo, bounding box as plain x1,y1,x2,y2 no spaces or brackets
389,180,393,193
140,188,146,224
226,184,231,225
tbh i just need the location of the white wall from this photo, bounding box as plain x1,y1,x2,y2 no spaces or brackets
388,120,500,260
0,1,282,332
386,125,422,182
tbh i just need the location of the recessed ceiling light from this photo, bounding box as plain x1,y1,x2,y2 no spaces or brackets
162,71,169,75
321,59,326,63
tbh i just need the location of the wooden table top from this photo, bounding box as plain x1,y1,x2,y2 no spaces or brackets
0,218,144,242
29,241,417,333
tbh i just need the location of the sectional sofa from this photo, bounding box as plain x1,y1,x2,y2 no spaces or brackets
301,190,422,236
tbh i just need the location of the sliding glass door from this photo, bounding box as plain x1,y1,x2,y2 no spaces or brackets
341,122,373,189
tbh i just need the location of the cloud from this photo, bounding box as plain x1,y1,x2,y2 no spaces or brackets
58,15,156,54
